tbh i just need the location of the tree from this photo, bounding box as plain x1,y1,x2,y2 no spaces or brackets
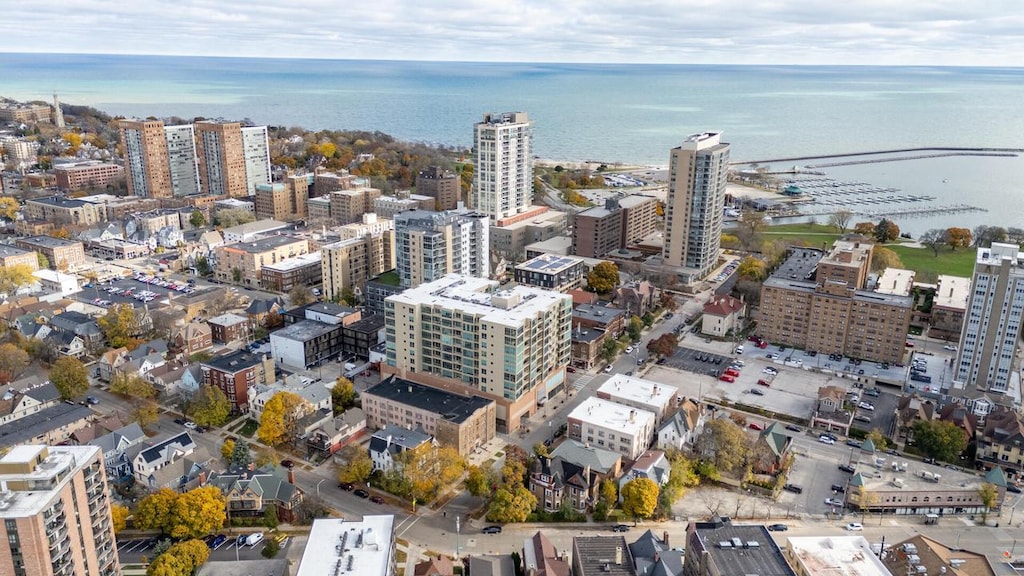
171,486,227,539
0,264,36,298
646,333,678,357
37,252,50,269
661,452,700,507
49,356,88,399
289,285,314,306
398,444,465,503
331,377,358,413
946,227,972,250
293,495,330,525
736,256,767,282
736,210,768,250
135,488,179,533
258,391,307,446
111,504,129,533
919,228,946,256
0,196,19,221
465,465,493,497
337,445,373,484
599,338,619,363
533,442,550,458
587,261,619,294
973,225,1008,247
873,218,900,243
600,479,617,504
659,291,677,312
262,537,281,558
978,483,999,523
866,428,889,451
98,303,142,349
627,315,643,342
189,210,206,228
147,539,210,576
828,209,853,233
230,440,253,467
220,438,236,461
486,484,536,523
853,222,876,236
214,207,255,228
109,372,157,400
871,246,904,272
195,256,212,276
0,343,30,384
132,399,160,429
912,419,968,462
621,477,659,522
188,384,230,427
695,419,750,474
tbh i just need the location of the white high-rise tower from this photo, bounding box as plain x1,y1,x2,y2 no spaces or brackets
473,112,533,223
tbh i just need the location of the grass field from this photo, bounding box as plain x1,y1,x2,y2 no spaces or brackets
759,223,844,247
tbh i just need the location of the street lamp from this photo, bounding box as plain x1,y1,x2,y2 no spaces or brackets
455,516,461,560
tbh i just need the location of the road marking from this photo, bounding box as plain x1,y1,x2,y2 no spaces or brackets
395,515,421,537
573,376,593,391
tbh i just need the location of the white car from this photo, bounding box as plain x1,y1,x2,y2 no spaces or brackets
819,436,836,445
943,345,958,351
604,365,613,373
625,346,634,354
859,402,875,411
846,522,863,531
184,421,197,430
825,498,843,506
763,367,778,375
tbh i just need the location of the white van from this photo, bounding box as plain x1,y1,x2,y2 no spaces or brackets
344,362,357,372
246,532,265,546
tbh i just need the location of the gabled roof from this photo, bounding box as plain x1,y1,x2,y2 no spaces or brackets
0,402,91,444
702,294,744,317
128,340,167,360
525,531,571,576
136,431,196,465
629,529,682,576
207,468,299,505
549,440,620,475
22,382,60,403
245,297,285,316
416,556,455,576
369,425,433,456
100,347,129,365
759,422,791,458
89,422,147,455
174,321,211,341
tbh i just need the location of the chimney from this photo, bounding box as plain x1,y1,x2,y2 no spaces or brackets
653,553,660,564
615,546,623,565
629,410,636,423
287,468,295,484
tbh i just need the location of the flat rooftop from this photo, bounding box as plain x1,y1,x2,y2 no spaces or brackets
0,244,31,258
616,194,657,209
366,376,493,424
261,250,322,272
18,235,80,248
224,235,306,254
202,349,266,373
763,276,913,308
573,303,626,323
27,196,90,208
272,319,341,342
208,313,249,327
297,515,394,576
598,376,678,410
978,242,1024,267
0,445,99,518
875,268,915,296
568,397,656,434
850,456,994,492
577,206,614,218
934,274,971,310
222,219,287,236
689,518,795,576
770,247,824,282
786,536,890,576
516,253,583,274
525,235,572,256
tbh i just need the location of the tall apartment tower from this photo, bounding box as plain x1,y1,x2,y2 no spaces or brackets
954,243,1024,402
473,112,533,223
241,126,272,195
164,124,201,197
416,166,461,211
394,209,490,289
0,445,120,576
119,119,172,198
195,121,248,198
663,131,730,280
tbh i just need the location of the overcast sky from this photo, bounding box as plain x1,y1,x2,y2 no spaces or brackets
7,0,1024,65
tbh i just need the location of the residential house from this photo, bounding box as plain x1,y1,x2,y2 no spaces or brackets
469,556,516,576
200,350,275,412
656,399,706,451
69,412,127,445
88,422,147,482
179,364,204,397
977,406,1024,474
700,294,745,338
881,535,996,576
894,395,936,447
97,347,130,382
572,536,635,576
530,455,603,513
45,330,86,358
617,450,670,501
245,297,285,329
629,530,683,576
614,281,658,318
811,384,853,436
0,382,62,426
120,350,167,381
207,467,304,523
522,531,571,576
131,431,198,488
303,407,367,457
750,422,792,475
550,440,623,478
0,401,92,445
368,424,435,472
415,556,455,576
146,361,193,395
938,403,979,446
170,322,213,355
208,313,250,344
248,374,332,422
48,310,104,351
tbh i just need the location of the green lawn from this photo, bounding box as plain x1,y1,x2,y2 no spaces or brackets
759,223,844,247
888,244,977,280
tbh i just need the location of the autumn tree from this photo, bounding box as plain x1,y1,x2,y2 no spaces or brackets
736,210,768,250
337,444,373,484
188,384,230,427
190,210,206,228
486,484,536,523
659,452,700,513
257,391,307,446
289,285,315,306
111,504,129,533
171,486,227,539
220,438,236,461
0,343,31,384
866,428,889,451
870,246,904,272
736,256,767,282
109,372,157,400
600,479,617,504
587,261,619,294
0,197,19,221
912,419,968,463
0,264,36,298
627,315,643,341
659,291,677,311
49,356,89,399
695,419,750,475
398,444,465,503
828,209,853,233
600,338,619,363
37,252,50,269
146,538,210,576
98,303,143,349
873,218,900,243
646,333,678,357
465,465,493,497
945,227,972,250
214,207,255,228
132,400,160,429
852,222,876,236
135,488,180,533
331,377,358,413
621,477,659,523
978,483,999,523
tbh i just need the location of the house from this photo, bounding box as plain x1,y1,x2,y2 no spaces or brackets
614,281,658,318
248,374,332,422
88,422,147,482
146,361,193,394
618,450,670,501
69,412,126,445
170,322,213,355
0,402,92,445
468,556,516,576
303,407,367,457
977,406,1024,474
700,294,745,337
522,531,571,576
881,535,996,576
179,364,204,396
45,330,86,358
245,297,285,329
894,395,936,447
119,351,167,380
131,431,198,488
140,447,214,492
657,399,706,451
549,440,623,478
529,455,602,513
938,403,978,445
750,422,792,475
207,466,303,523
48,310,104,350
0,382,62,426
811,384,853,436
368,424,435,472
97,347,130,382
415,556,455,576
629,529,683,576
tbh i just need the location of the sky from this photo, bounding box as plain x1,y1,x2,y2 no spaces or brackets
6,0,1024,66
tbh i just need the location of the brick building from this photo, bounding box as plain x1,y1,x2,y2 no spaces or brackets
15,236,86,270
200,350,275,412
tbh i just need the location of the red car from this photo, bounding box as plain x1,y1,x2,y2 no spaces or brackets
758,341,769,349
724,368,740,377
566,366,577,373
757,379,771,387
749,422,764,431
719,375,735,383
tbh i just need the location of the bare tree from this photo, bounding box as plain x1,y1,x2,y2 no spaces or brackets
919,228,946,256
828,209,853,233
697,490,724,518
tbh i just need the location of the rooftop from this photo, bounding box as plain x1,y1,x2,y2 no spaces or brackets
875,268,915,296
207,313,249,327
202,349,266,373
0,445,100,517
271,319,341,342
678,131,726,151
882,535,995,576
573,303,626,324
0,244,31,258
366,376,493,424
223,235,306,254
516,253,584,274
572,536,635,576
0,402,92,446
770,247,824,282
297,515,395,576
26,196,90,209
616,194,658,209
598,376,678,410
934,275,972,310
849,458,1000,492
978,242,1024,267
221,219,288,236
786,536,891,576
18,235,81,249
196,559,290,576
261,250,322,273
689,517,795,576
568,397,656,435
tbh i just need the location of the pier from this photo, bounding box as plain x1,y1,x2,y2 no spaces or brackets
732,146,1024,166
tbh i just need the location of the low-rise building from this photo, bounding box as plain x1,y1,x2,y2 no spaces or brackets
88,422,147,483
248,375,332,422
261,250,322,292
572,303,626,338
416,166,461,211
368,425,435,472
362,376,496,456
683,516,796,576
0,401,92,445
570,325,607,370
201,350,275,412
297,515,397,576
0,382,61,426
657,399,707,452
514,254,585,292
700,294,745,338
0,244,39,271
784,536,891,576
374,191,435,219
208,467,303,524
930,274,971,341
617,450,670,501
329,186,382,224
170,322,213,356
53,161,124,191
25,195,107,226
130,431,197,487
15,235,86,270
976,406,1024,474
490,207,567,261
207,313,251,344
220,219,288,243
811,385,853,436
571,536,635,576
567,397,656,460
845,464,1007,517
596,376,678,425
214,235,309,287
270,320,344,369
304,407,367,457
881,535,996,576
33,269,80,297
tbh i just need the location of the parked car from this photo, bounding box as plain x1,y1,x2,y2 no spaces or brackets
724,368,740,377
863,388,881,397
943,345,957,351
354,489,369,498
785,425,801,432
846,522,863,531
1008,485,1022,494
825,498,843,506
831,484,846,493
184,421,198,429
763,367,778,375
767,524,789,532
566,366,576,373
370,496,385,504
838,464,856,474
604,365,613,373
338,482,354,491
173,418,186,425
719,375,735,383
482,526,503,534
748,422,764,431
749,388,764,396
210,534,227,548
846,439,862,448
819,436,836,445
757,379,771,387
858,402,875,411
86,396,99,405
281,460,295,469
854,415,873,423
783,484,803,494
610,524,630,533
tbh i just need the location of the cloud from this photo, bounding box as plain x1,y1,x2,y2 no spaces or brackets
5,0,1024,65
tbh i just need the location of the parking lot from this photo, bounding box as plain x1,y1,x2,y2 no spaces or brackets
663,346,733,377
73,275,215,311
118,533,287,563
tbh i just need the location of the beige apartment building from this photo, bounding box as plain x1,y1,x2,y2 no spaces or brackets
53,162,124,191
0,103,52,122
362,376,496,456
0,445,120,576
25,196,107,227
759,241,912,365
194,121,248,198
383,275,572,433
572,195,659,258
254,176,309,222
416,166,461,210
118,119,173,198
15,236,86,271
321,231,395,302
214,235,309,287
0,245,40,271
329,187,381,224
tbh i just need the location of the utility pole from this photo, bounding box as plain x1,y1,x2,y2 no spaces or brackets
456,516,461,559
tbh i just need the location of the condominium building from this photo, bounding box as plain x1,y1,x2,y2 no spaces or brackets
759,242,912,365
473,111,533,222
119,119,173,198
163,124,202,197
489,207,567,261
373,192,435,219
254,179,308,222
0,245,39,271
321,232,395,302
53,162,124,191
572,195,659,258
195,121,248,198
384,275,572,433
513,253,585,292
953,243,1024,403
0,103,52,122
595,375,678,425
416,166,461,210
15,236,86,270
200,350,275,412
663,131,730,281
0,445,120,576
261,251,322,292
930,274,971,341
362,375,496,456
214,235,309,286
567,397,656,460
24,196,106,226
1,138,39,163
394,209,490,288
329,187,382,224
314,169,361,193
297,516,396,576
241,126,271,195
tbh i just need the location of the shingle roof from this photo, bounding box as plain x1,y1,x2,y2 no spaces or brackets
0,402,91,444
137,431,196,464
550,440,620,475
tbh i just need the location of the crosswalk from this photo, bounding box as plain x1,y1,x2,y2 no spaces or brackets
572,375,594,392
